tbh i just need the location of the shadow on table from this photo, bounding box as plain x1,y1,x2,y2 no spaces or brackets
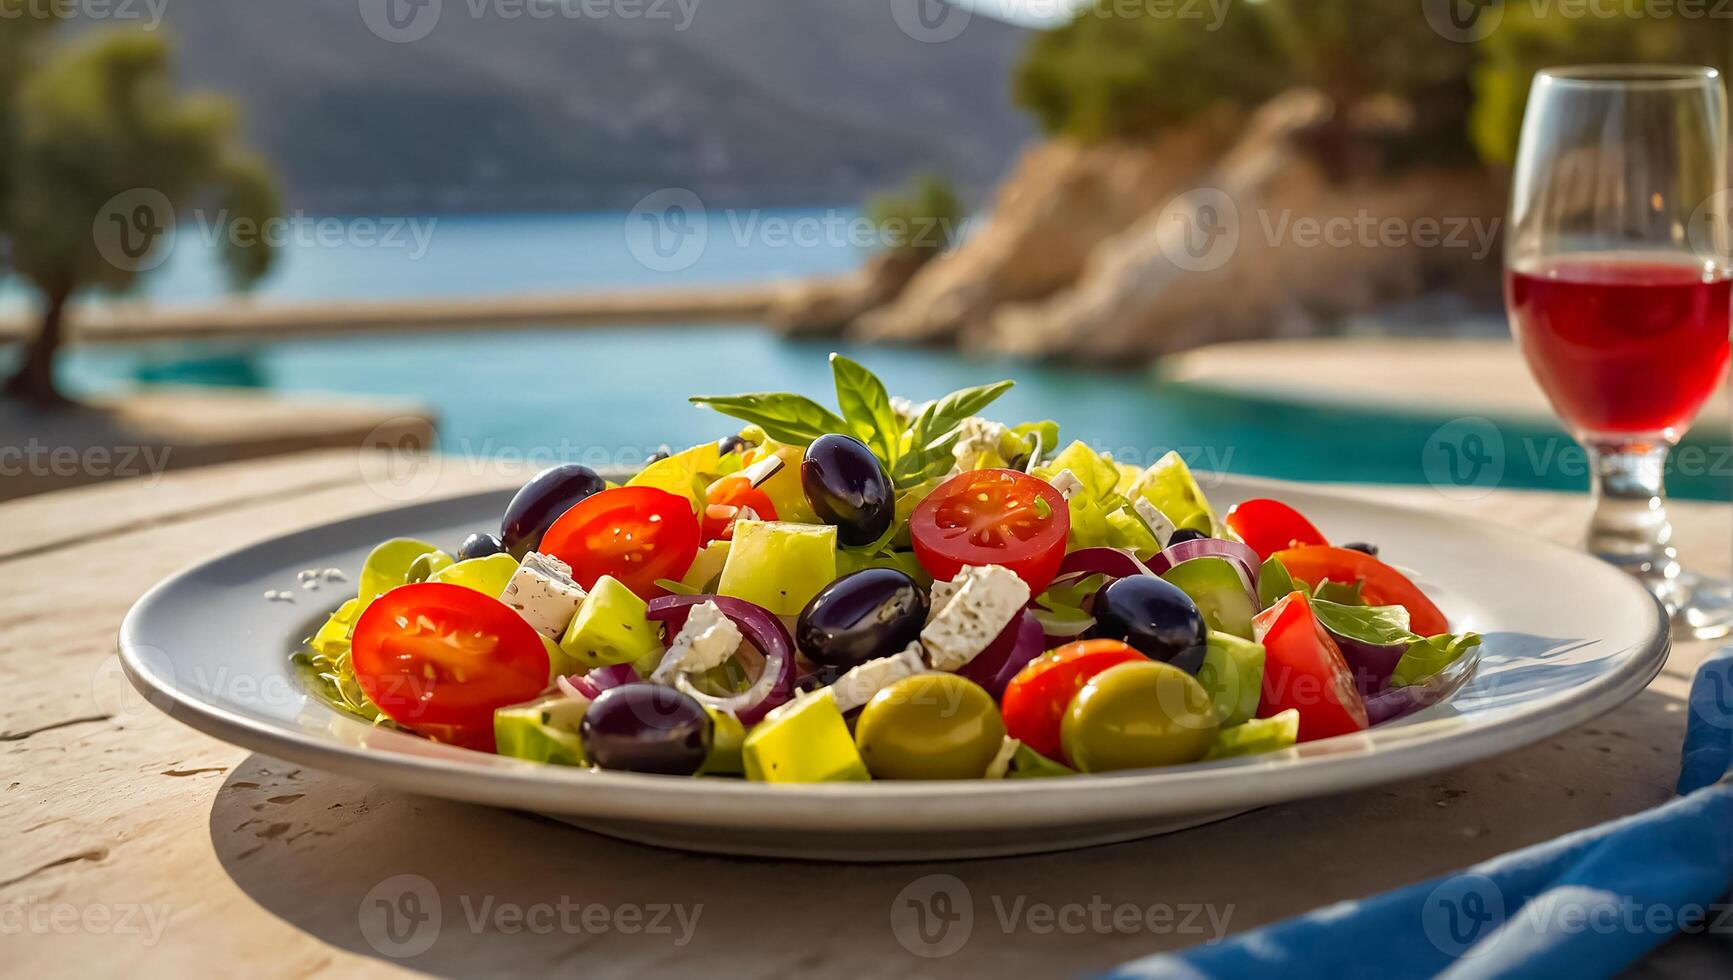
207,682,1690,979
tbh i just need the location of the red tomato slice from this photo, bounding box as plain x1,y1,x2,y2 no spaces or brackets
700,476,778,543
1252,592,1368,742
1001,639,1146,762
910,468,1070,593
541,485,701,599
1224,498,1328,560
351,582,550,733
1273,545,1450,636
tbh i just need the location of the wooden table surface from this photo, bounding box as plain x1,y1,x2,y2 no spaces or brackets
3,450,1727,978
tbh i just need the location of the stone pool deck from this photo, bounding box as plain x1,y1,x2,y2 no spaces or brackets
1161,337,1731,438
0,388,434,501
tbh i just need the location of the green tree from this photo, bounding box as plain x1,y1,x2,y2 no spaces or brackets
1013,1,1478,162
3,30,281,404
0,0,64,278
867,174,966,256
1471,6,1733,165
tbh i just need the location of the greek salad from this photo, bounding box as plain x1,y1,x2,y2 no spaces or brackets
295,355,1482,781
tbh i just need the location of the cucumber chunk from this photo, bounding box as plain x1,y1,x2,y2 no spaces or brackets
1162,556,1257,639
1203,709,1300,760
1196,631,1266,727
559,575,664,670
741,693,869,783
494,695,591,767
718,520,837,616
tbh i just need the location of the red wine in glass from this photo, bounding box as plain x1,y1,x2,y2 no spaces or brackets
1505,255,1731,440
1505,65,1733,638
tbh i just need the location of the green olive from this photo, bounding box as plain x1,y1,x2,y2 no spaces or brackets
405,549,455,584
1061,660,1218,772
854,673,1006,779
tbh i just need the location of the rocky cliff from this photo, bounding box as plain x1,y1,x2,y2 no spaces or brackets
780,90,1506,363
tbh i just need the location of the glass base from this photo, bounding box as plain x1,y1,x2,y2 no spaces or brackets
1654,569,1733,641
1605,551,1733,640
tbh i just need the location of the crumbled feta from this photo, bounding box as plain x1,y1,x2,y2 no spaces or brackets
983,737,1021,779
927,578,962,624
1049,468,1085,501
827,644,928,713
650,600,744,683
920,565,1031,671
951,416,1009,472
499,552,587,639
1133,497,1177,548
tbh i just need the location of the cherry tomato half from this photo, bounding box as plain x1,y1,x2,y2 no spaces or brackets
541,485,701,599
1001,639,1146,762
700,476,778,544
910,468,1069,593
1224,498,1328,560
1273,545,1449,636
1252,592,1368,742
351,582,550,735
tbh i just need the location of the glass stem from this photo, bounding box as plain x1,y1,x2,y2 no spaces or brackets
1584,440,1680,592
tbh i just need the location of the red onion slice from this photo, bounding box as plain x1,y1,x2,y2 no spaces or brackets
645,594,796,726
1330,633,1407,698
1143,538,1262,588
1363,639,1483,725
957,611,1046,699
558,662,639,700
1057,547,1157,581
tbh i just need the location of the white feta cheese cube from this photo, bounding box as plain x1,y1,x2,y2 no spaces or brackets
951,416,1009,472
920,565,1031,672
1049,468,1085,501
927,578,962,624
651,600,743,683
499,552,587,639
1133,497,1177,548
827,644,928,713
983,737,1021,779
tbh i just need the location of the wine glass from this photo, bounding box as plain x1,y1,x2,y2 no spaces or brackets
1506,65,1733,640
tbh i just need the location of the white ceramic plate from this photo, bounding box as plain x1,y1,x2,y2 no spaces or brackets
120,474,1668,861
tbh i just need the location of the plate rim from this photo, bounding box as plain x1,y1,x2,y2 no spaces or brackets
118,473,1672,827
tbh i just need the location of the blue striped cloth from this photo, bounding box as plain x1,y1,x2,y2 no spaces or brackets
1107,646,1733,980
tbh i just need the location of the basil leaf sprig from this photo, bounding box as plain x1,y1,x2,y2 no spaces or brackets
691,353,1014,489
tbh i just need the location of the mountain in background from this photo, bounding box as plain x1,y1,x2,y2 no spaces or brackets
138,0,1035,213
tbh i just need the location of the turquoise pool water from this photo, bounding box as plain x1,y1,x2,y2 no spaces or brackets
55,326,1729,501
10,207,1725,500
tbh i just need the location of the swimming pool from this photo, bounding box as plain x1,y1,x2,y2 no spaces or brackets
52,325,1729,501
